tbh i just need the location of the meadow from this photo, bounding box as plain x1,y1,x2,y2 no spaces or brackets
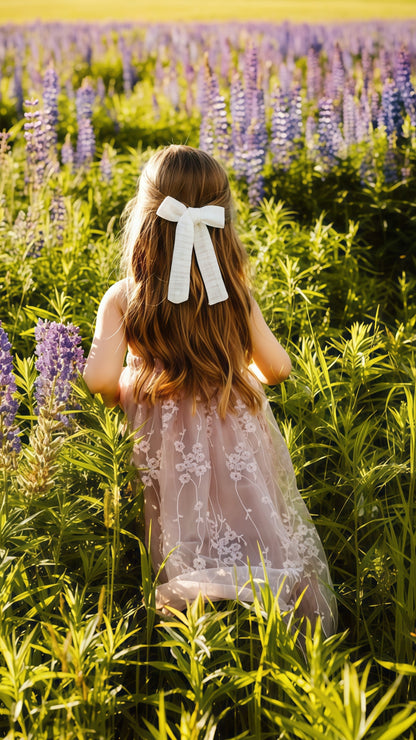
0,17,415,739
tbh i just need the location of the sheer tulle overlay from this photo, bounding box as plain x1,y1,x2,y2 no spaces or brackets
120,353,337,636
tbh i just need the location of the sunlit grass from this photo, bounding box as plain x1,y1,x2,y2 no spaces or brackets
1,0,416,22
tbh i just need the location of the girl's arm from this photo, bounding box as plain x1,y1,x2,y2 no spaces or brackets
249,298,292,384
83,280,128,406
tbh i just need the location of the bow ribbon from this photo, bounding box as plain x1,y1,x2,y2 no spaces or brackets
156,195,228,305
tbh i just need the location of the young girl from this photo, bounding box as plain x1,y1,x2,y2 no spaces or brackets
84,145,337,636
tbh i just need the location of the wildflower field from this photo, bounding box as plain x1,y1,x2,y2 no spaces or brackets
0,18,416,739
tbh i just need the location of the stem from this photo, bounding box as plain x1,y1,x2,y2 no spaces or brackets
108,483,120,623
1,468,8,522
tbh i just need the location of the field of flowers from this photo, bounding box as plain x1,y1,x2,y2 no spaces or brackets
0,18,415,739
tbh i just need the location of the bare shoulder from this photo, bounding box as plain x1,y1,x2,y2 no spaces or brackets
101,278,134,314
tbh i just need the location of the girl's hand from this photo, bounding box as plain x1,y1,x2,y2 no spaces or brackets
83,280,128,406
249,298,292,384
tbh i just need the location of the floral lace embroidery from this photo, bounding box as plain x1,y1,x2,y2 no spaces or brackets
206,514,245,565
175,438,211,485
225,442,258,482
234,398,258,434
162,398,179,429
123,363,335,630
135,433,161,487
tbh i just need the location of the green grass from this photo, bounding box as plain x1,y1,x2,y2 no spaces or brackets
1,0,416,22
0,19,416,738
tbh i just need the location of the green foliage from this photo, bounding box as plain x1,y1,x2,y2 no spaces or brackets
1,98,415,738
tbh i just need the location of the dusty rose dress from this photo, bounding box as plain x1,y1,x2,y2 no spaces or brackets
119,353,337,635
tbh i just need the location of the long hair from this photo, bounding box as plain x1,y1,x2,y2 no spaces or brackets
121,145,263,418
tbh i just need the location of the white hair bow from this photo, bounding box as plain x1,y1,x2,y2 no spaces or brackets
156,195,228,305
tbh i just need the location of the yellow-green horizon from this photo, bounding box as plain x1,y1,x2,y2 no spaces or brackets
1,0,416,24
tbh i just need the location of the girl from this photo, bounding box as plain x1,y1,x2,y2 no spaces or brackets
84,145,337,636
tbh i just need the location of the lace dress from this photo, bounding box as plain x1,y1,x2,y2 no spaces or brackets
119,353,337,636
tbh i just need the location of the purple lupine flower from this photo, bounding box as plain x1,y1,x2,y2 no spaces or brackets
243,44,259,129
34,320,85,426
220,35,232,83
240,59,267,200
369,87,380,130
360,46,373,85
403,88,416,127
0,322,21,458
378,48,391,84
184,60,195,116
288,86,303,146
210,72,231,163
199,62,215,156
271,86,301,170
395,47,416,125
13,61,23,113
379,80,403,138
271,88,291,170
61,133,74,167
356,94,371,143
317,96,344,167
42,61,59,151
76,78,95,120
118,35,134,96
253,87,268,152
76,114,95,166
244,119,266,206
28,36,42,91
230,70,247,178
342,89,357,149
395,47,412,100
306,46,322,102
328,43,345,101
24,98,48,189
75,78,96,165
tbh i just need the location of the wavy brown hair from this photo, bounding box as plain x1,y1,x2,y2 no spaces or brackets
121,145,263,418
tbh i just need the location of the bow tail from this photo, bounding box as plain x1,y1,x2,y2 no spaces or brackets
194,223,229,306
167,216,194,303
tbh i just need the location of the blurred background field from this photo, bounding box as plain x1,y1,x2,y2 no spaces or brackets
1,0,416,22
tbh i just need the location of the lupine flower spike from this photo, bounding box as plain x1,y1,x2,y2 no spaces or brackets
23,98,47,191
42,61,59,154
17,321,85,498
75,78,96,166
0,322,21,470
34,320,85,424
